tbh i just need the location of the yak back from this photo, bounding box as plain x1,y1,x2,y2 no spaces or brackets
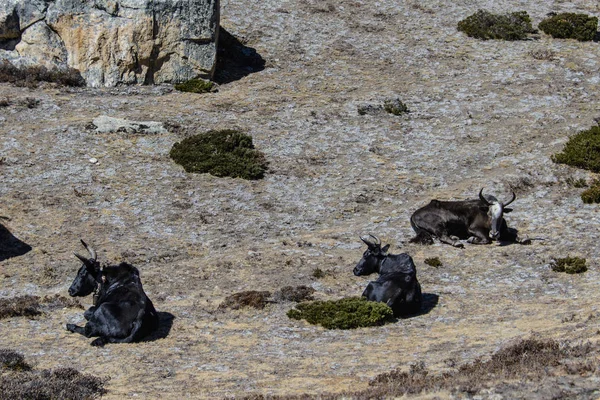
379,253,417,275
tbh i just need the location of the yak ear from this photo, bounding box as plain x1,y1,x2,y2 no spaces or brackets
381,244,390,256
503,207,513,213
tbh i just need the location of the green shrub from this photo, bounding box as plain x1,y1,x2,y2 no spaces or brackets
565,177,588,188
424,257,442,268
287,297,394,329
383,99,409,115
581,181,600,204
550,256,587,274
170,129,267,179
551,126,600,172
457,10,535,40
174,78,214,93
539,13,598,41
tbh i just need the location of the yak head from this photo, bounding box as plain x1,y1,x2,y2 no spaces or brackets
68,240,100,297
478,188,515,240
353,234,390,276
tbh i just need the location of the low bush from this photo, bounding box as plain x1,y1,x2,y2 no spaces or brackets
551,125,600,172
383,98,409,115
219,291,272,310
311,268,325,278
0,350,31,371
174,78,214,93
581,180,600,204
0,60,85,88
0,296,41,319
424,257,442,268
0,361,107,400
170,129,268,180
287,297,394,329
457,10,536,40
565,177,588,188
550,256,588,274
539,13,598,41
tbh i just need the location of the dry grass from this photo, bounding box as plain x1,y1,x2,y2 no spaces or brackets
0,295,82,320
0,60,85,88
218,291,272,310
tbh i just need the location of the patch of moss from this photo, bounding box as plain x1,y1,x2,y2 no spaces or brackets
424,257,442,268
551,126,600,172
550,256,588,274
383,99,409,115
457,10,535,40
287,297,394,329
539,13,598,41
581,181,600,204
169,129,268,180
174,78,214,93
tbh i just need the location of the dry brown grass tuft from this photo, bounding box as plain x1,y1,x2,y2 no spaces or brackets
273,286,315,302
0,295,83,320
218,291,272,310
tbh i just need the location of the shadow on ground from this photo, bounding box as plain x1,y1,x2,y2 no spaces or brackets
0,221,32,262
401,293,439,319
143,312,175,342
214,27,265,84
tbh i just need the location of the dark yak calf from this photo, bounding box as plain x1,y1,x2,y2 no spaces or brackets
354,235,422,317
410,188,531,248
66,240,158,346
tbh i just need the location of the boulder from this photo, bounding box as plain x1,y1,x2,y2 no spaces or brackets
0,0,219,87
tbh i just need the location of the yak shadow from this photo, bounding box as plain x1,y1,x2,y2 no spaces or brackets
214,27,265,84
0,222,32,262
142,312,175,342
399,293,439,320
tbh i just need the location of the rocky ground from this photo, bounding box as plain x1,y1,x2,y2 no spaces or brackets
1,0,600,398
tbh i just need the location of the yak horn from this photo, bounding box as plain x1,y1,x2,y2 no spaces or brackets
369,234,381,246
80,239,97,261
479,188,491,206
73,252,89,263
504,191,516,207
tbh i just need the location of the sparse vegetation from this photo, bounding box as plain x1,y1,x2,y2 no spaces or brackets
457,10,535,40
383,98,409,115
424,257,442,268
0,350,107,399
174,78,214,93
219,291,272,310
311,268,325,278
170,129,268,179
0,296,41,320
287,297,394,329
0,295,82,320
529,48,556,61
551,125,600,172
0,350,31,371
274,286,315,302
0,60,85,88
565,177,588,188
550,256,588,274
539,13,598,41
581,180,600,204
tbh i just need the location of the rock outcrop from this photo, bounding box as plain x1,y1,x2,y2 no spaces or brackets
0,0,219,87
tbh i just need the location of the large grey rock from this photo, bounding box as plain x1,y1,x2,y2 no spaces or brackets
0,0,219,87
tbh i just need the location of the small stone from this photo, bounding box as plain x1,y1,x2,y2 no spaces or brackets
89,158,98,164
